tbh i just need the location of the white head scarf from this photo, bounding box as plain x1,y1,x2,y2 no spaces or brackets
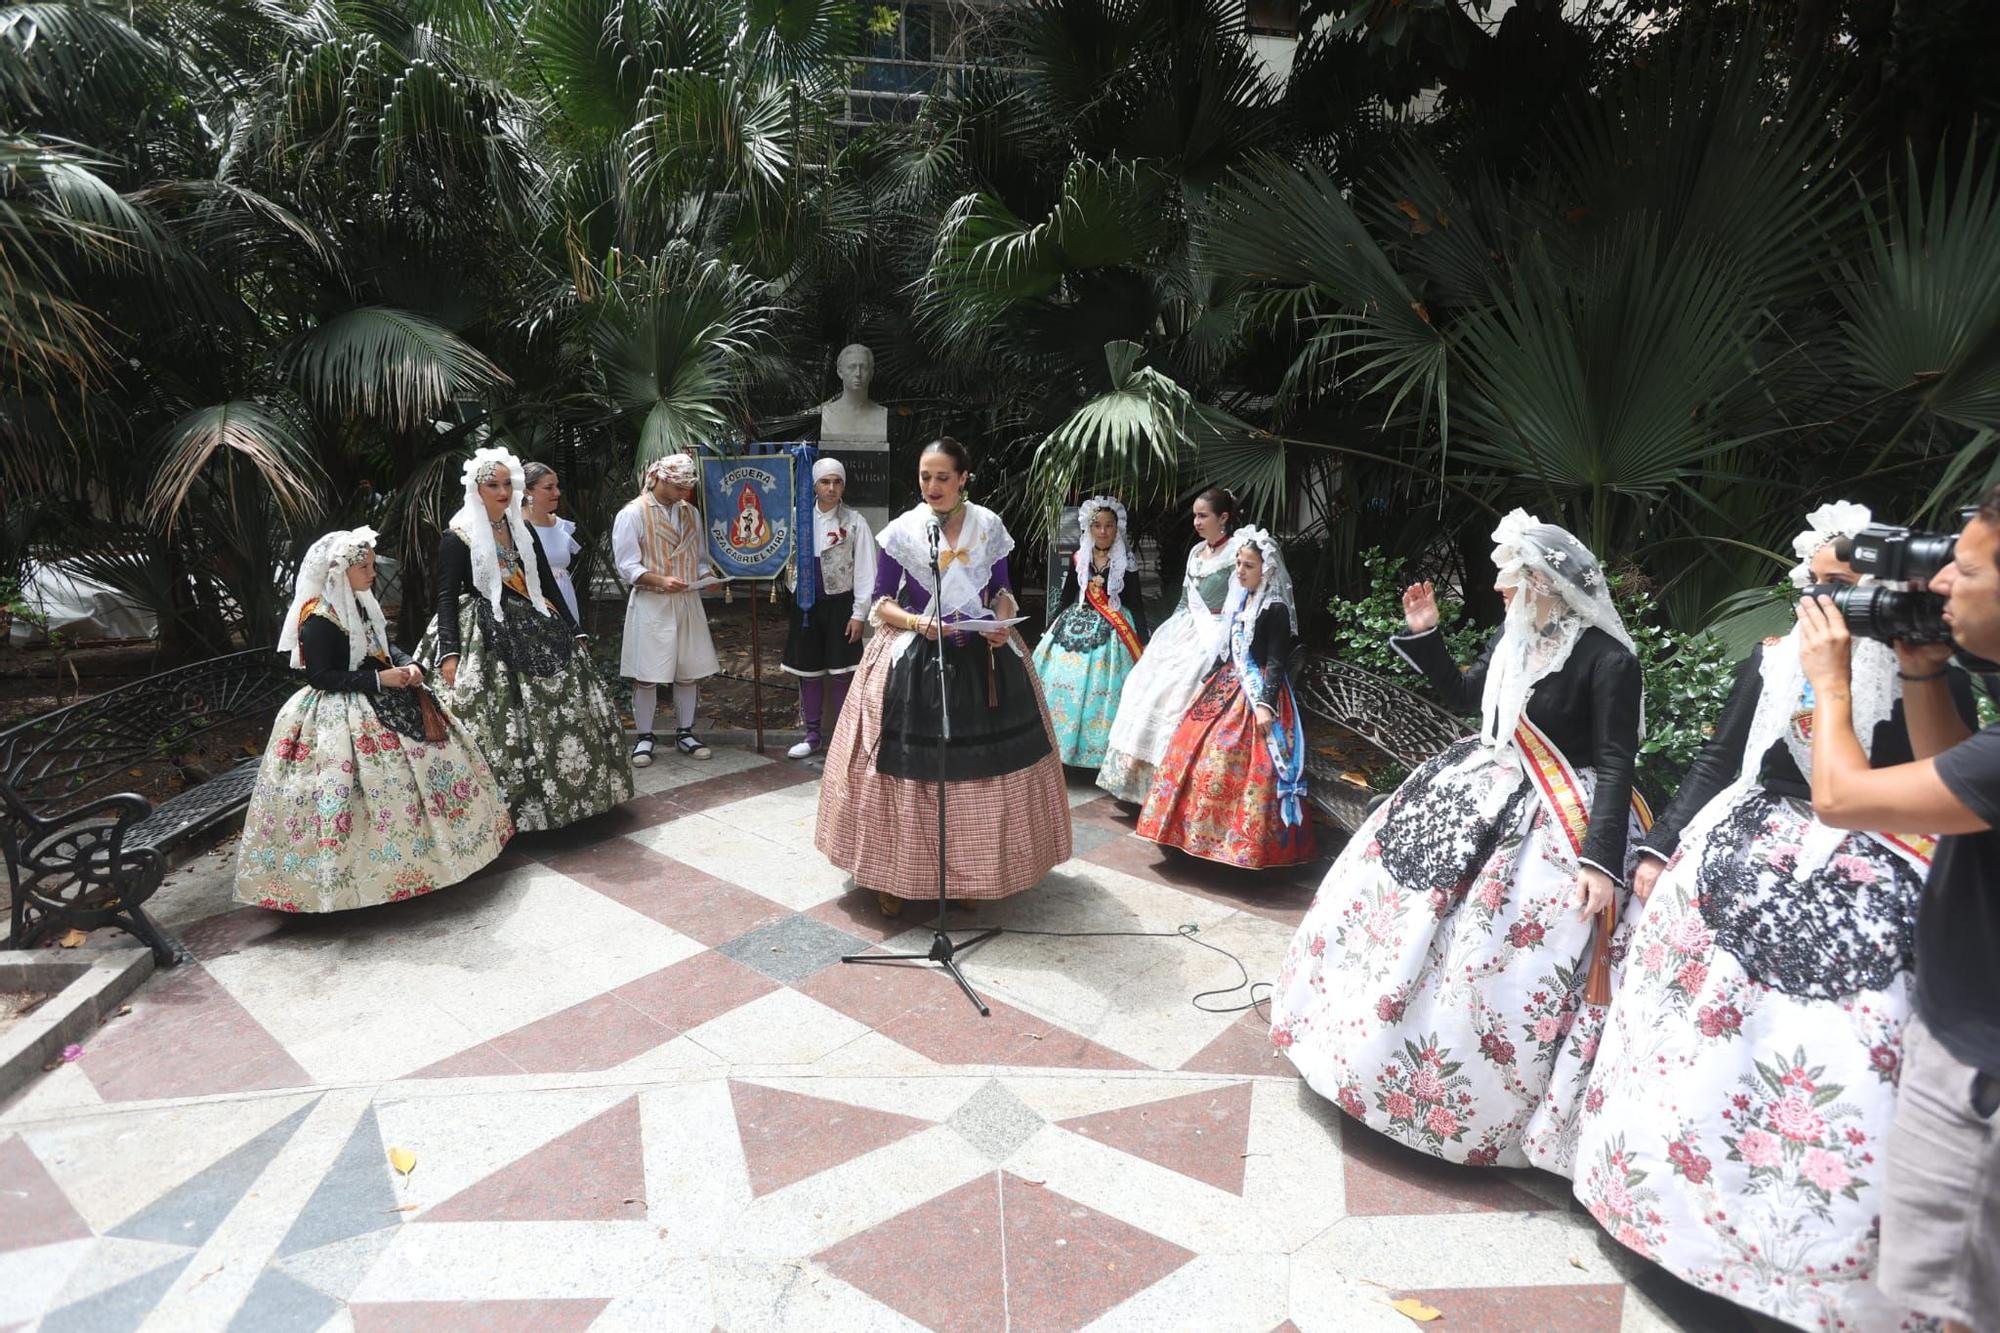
1216,526,1297,662
645,452,699,490
450,446,552,617
811,456,846,485
1481,509,1638,751
277,527,391,670
1786,501,1874,590
1072,496,1131,606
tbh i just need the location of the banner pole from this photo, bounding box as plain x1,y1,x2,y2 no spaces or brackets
749,588,766,755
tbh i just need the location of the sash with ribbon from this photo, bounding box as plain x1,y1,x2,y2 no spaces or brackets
1512,715,1653,1006
1085,580,1144,663
1514,714,1655,856
1790,710,1935,873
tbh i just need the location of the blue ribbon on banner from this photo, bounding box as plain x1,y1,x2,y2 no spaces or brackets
787,443,820,623
699,451,796,580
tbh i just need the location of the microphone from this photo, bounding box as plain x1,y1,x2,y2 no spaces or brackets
926,513,943,550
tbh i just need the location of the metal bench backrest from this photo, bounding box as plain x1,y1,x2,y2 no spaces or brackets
0,649,296,818
1291,652,1466,769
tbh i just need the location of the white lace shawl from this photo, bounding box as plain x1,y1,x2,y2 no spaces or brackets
276,527,390,670
1072,496,1131,608
876,501,1015,622
447,446,553,617
1480,509,1638,753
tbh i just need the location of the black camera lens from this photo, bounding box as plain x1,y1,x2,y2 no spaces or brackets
1803,583,1956,645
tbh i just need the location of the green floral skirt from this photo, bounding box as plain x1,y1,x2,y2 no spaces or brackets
421,593,633,832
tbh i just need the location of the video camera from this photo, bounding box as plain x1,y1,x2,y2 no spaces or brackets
1803,516,1968,646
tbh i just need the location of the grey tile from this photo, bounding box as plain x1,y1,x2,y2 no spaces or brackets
226,1267,339,1332
1066,820,1122,858
948,1079,1045,1162
717,914,872,985
41,1255,193,1333
276,1105,398,1258
108,1101,317,1247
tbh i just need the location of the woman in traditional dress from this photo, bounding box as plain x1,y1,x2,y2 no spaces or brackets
612,454,721,764
522,461,583,622
1032,497,1150,769
427,447,633,830
236,528,512,912
1571,503,1973,1329
1097,487,1243,802
1272,510,1644,1173
814,437,1072,916
1137,528,1314,869
783,457,879,759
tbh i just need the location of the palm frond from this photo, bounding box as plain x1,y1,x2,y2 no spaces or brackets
283,307,513,430
141,399,327,534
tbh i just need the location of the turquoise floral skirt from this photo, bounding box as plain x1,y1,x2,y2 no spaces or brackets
1031,603,1139,768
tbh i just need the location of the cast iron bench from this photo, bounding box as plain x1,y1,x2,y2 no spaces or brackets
2,649,295,964
1292,652,1465,833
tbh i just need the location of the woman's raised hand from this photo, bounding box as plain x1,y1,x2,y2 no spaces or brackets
1402,582,1440,634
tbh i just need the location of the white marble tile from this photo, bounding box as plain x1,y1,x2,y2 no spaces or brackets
352,1220,666,1300
720,1127,992,1258
713,1258,929,1333
1084,1252,1291,1333
0,1237,93,1325
0,1058,103,1125
631,745,770,796
201,867,702,1084
1294,1210,1625,1290
683,989,873,1068
369,1086,636,1219
29,1093,320,1236
695,782,826,854
629,811,852,912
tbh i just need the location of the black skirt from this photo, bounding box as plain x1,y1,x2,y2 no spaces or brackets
877,634,1052,782
782,589,863,676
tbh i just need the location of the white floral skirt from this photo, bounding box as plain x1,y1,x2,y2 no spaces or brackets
1571,787,1927,1330
1272,737,1640,1173
234,687,512,912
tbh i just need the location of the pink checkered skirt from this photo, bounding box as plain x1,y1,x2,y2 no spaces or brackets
815,628,1073,900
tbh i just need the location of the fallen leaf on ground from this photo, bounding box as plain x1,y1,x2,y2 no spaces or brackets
1568,1254,1586,1270
58,928,88,948
1390,1298,1442,1323
115,1004,132,1017
388,1147,417,1177
60,1043,83,1062
386,1204,419,1213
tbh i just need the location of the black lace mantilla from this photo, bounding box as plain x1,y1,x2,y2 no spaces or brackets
475,589,575,677
367,670,430,741
1694,790,1922,1000
1051,603,1115,653
1376,737,1532,900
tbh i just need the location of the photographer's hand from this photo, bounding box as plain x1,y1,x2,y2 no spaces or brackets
1796,595,1853,696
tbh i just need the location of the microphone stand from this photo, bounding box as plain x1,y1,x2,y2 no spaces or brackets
841,513,1003,1015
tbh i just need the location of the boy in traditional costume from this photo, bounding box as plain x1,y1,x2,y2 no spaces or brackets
613,453,721,764
782,457,879,759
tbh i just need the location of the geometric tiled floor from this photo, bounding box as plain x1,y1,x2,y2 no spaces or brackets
1,745,1752,1331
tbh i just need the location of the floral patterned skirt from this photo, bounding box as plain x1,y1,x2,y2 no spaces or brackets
1571,787,1926,1330
1135,663,1315,869
1272,737,1639,1173
234,687,512,912
1031,604,1137,768
420,598,633,832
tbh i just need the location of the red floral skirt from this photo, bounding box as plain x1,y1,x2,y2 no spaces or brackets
1136,663,1315,870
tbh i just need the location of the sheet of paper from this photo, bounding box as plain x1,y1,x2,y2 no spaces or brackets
943,615,1027,635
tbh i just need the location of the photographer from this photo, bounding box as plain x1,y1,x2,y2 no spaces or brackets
1798,488,2000,1333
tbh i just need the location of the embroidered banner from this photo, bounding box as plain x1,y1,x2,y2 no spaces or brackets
701,454,795,580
